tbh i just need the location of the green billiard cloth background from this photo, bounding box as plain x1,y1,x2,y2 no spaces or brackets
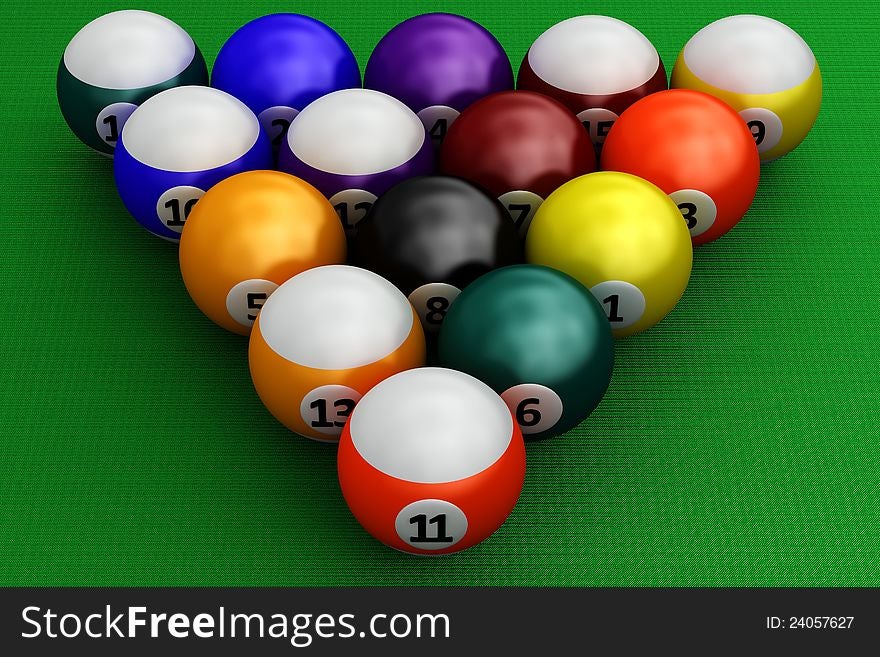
1,0,878,586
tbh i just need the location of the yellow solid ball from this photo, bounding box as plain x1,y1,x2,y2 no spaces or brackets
525,172,693,338
671,15,821,162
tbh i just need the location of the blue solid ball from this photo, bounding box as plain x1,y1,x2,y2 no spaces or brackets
114,86,273,241
212,14,361,148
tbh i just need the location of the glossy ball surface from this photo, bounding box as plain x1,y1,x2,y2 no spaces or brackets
278,89,434,238
212,14,360,150
114,86,273,241
602,89,760,245
526,172,692,337
364,13,514,149
671,15,821,161
439,265,613,440
353,176,522,334
249,265,425,440
57,10,208,156
517,15,666,149
338,367,525,554
179,171,347,335
440,91,596,235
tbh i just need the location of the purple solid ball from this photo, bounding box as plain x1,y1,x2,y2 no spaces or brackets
364,13,514,113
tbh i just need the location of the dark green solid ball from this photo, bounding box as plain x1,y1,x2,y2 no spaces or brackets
438,264,614,440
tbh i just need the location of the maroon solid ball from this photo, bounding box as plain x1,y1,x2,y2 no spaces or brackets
517,15,667,149
439,91,596,235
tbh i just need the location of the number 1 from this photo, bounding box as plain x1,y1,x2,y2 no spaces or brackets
603,294,624,322
270,118,290,147
102,115,119,143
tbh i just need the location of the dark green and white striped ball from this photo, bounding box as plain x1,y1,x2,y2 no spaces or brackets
57,10,207,156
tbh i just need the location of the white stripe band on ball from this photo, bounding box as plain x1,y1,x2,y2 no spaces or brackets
257,265,415,371
349,368,514,484
121,86,260,173
527,15,660,95
682,14,816,94
287,89,427,176
63,10,195,90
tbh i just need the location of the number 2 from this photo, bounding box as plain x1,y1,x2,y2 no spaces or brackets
334,200,373,230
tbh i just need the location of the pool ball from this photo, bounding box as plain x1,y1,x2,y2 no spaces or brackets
338,367,525,554
439,90,595,236
57,10,208,156
439,265,613,440
364,13,513,150
278,89,433,238
211,14,360,151
671,15,821,162
114,86,272,241
517,15,666,149
179,171,346,335
249,265,425,441
602,89,760,245
526,172,692,338
353,176,522,334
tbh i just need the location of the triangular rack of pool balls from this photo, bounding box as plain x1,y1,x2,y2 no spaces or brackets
59,11,820,554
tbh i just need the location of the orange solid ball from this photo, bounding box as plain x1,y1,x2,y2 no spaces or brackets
601,89,760,246
179,170,346,334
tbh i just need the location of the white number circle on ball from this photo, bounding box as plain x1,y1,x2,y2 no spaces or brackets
501,383,564,435
417,105,460,146
258,105,299,146
407,283,462,333
738,107,784,154
155,186,205,233
498,190,544,236
226,279,278,328
577,108,619,146
589,280,646,329
329,189,377,236
300,385,362,439
95,102,137,148
395,499,468,550
669,189,718,238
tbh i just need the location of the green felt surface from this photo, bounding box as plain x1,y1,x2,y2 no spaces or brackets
1,0,879,586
